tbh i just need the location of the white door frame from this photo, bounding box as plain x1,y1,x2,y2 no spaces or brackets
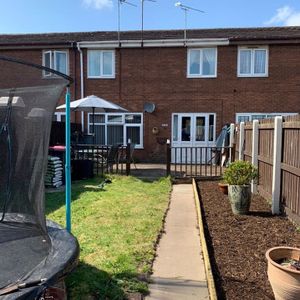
172,113,216,146
171,113,216,163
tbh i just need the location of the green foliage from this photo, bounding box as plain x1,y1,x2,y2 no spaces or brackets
46,175,171,299
223,160,258,186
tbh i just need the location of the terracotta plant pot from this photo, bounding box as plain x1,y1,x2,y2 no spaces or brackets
218,183,228,195
228,185,251,215
266,247,300,300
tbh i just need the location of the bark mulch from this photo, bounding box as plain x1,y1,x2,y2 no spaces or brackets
197,181,300,300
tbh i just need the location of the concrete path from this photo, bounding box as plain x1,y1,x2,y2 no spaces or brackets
146,184,209,300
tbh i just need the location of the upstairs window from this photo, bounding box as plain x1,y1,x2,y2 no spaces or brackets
43,50,68,76
187,48,217,78
238,47,268,77
88,50,115,78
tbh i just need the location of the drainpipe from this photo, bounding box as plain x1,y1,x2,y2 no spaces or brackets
77,42,85,131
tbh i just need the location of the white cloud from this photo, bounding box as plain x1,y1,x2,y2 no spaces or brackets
83,0,113,10
284,12,300,26
265,5,300,26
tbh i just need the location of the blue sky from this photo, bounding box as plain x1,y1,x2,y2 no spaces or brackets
1,0,300,34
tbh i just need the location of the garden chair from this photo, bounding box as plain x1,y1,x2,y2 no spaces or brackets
119,143,137,169
106,144,121,172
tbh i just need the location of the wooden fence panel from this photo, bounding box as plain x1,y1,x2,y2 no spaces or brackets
244,123,253,163
281,115,300,222
235,115,300,224
235,124,240,160
257,119,274,200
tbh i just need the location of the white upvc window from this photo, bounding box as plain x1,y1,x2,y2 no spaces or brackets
87,113,143,148
187,48,217,78
238,47,268,77
87,50,115,78
43,50,68,76
53,112,66,122
236,113,297,123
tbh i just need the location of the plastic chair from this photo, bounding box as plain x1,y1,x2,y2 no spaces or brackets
106,144,121,171
119,143,137,169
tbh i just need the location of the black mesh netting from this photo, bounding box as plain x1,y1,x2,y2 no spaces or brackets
0,58,79,299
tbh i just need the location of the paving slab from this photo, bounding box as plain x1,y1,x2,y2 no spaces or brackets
146,184,209,300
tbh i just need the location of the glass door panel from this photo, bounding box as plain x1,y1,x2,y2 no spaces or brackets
195,116,206,142
181,116,191,142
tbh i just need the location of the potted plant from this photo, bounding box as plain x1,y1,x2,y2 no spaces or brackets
218,182,228,195
223,160,258,215
266,246,300,300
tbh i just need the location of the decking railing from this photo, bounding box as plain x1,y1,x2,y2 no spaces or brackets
166,145,233,178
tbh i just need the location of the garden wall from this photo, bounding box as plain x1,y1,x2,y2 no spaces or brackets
234,115,300,224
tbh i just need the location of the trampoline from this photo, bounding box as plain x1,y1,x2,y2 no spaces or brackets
0,56,79,299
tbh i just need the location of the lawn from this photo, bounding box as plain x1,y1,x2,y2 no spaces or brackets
46,175,171,300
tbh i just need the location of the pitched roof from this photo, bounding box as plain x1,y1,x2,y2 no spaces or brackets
0,27,300,46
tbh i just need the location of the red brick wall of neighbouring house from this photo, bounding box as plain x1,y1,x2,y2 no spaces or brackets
0,48,82,124
1,43,300,162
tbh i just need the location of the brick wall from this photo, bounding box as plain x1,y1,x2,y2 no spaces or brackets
80,44,300,161
1,43,300,162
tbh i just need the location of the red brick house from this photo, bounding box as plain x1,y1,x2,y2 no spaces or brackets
0,27,299,162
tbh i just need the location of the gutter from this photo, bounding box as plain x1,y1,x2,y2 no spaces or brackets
0,43,73,50
78,38,230,48
77,42,85,131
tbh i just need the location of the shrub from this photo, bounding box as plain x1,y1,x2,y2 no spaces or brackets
223,160,258,186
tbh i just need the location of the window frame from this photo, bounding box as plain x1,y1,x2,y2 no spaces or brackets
87,49,116,79
42,50,69,77
87,112,143,148
187,48,217,78
54,112,66,122
235,112,298,123
237,46,269,78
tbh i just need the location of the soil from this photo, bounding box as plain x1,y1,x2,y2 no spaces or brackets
197,180,300,300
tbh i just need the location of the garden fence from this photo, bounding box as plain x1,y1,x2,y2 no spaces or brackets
166,145,233,178
234,115,300,224
72,144,132,177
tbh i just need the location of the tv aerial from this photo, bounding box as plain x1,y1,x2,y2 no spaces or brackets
141,0,157,46
175,2,205,44
118,0,137,45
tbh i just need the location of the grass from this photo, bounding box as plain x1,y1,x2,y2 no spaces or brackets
46,175,171,300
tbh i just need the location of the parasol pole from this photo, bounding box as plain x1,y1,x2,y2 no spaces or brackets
93,107,96,145
65,87,71,232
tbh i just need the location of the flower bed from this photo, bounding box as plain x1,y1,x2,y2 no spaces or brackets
197,180,300,300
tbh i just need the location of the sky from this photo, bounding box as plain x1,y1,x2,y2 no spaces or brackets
1,0,300,34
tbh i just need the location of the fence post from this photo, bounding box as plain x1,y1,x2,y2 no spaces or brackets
272,116,283,215
229,123,235,162
126,139,131,176
166,139,171,177
239,122,245,161
251,120,259,194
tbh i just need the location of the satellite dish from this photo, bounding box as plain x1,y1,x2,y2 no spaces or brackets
144,102,156,113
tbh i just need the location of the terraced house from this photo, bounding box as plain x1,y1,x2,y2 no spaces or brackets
0,26,299,162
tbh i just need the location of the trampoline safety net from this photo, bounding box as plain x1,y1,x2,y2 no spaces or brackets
0,57,78,298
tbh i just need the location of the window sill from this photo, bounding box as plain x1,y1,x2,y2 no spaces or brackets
87,76,116,80
237,74,268,78
187,75,217,79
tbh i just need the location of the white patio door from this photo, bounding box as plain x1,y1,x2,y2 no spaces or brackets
172,113,216,163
